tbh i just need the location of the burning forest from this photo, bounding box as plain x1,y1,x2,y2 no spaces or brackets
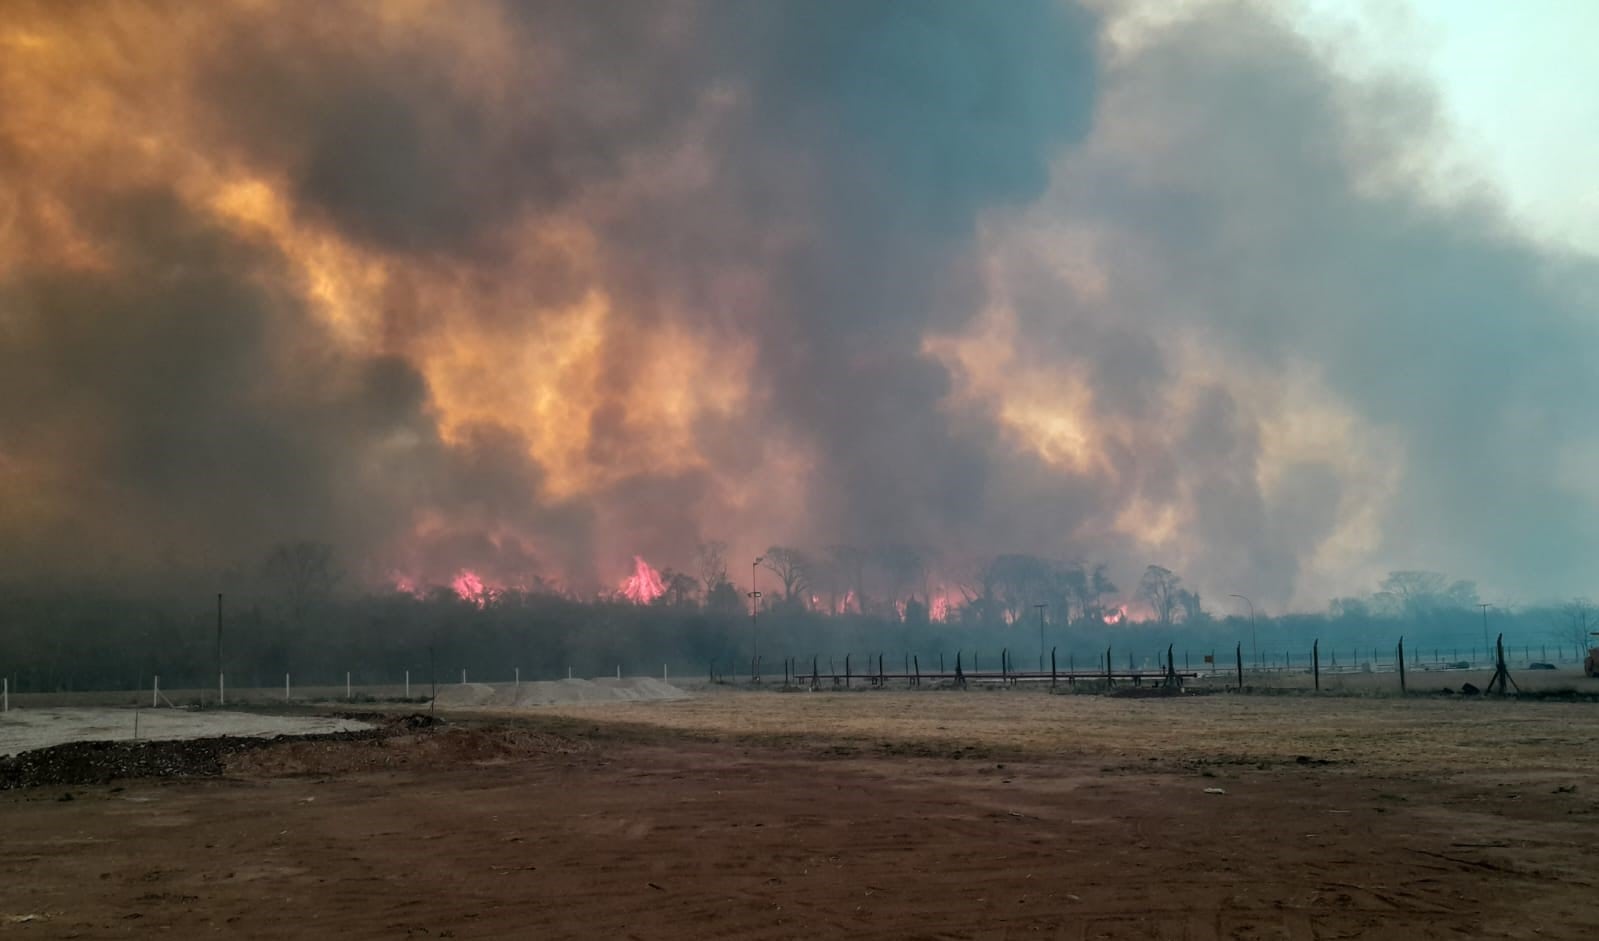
2,0,1598,643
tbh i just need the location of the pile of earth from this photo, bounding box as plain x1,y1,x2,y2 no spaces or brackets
432,677,689,709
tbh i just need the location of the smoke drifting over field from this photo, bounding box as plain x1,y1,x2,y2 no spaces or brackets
1,1,1595,607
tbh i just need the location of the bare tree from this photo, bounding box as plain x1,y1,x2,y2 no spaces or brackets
658,570,699,607
693,540,728,602
262,541,342,624
874,544,924,610
827,544,868,613
1554,598,1599,655
760,547,810,603
1137,564,1182,626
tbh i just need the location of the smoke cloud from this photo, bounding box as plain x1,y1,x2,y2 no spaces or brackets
0,0,1594,607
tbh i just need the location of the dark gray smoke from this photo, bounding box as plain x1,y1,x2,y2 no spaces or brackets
0,1,1593,607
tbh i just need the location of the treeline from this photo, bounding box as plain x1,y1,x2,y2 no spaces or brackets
1,565,1595,693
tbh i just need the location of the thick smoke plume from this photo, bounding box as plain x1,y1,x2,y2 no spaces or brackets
1,0,1594,608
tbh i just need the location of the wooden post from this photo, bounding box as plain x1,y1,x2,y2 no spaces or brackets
1397,636,1406,694
955,651,965,689
1312,640,1319,692
1105,646,1113,686
845,654,851,688
1235,643,1243,691
1050,647,1057,690
1001,647,1008,684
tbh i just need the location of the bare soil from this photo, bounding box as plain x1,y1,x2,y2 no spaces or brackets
3,689,1597,939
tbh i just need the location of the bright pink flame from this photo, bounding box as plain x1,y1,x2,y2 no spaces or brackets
619,555,666,604
895,599,907,621
929,596,951,623
837,590,857,615
1103,603,1128,625
452,570,488,607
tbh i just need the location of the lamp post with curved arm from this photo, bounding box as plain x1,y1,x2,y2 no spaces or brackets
1230,593,1256,667
749,557,764,681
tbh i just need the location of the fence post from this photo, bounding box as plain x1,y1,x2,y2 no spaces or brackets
1312,640,1319,692
845,654,851,688
1105,646,1113,686
2,676,6,713
153,675,159,708
346,671,352,699
1397,637,1407,694
515,667,520,694
914,655,921,687
1050,647,1057,690
285,673,291,702
1001,648,1008,683
1235,643,1243,691
405,670,410,699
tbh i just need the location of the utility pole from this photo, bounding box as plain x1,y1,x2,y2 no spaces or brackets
1477,603,1493,665
749,556,764,681
1034,603,1048,671
1230,594,1256,668
216,592,224,706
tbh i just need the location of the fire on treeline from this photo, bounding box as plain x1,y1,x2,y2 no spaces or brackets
388,544,1146,626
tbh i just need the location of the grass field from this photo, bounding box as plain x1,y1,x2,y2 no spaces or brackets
5,683,1599,938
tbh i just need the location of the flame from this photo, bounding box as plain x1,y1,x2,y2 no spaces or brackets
929,595,952,623
1103,603,1128,625
391,573,423,598
451,570,489,607
619,555,666,604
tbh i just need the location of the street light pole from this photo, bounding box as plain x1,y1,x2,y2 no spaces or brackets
1035,603,1048,671
749,556,764,681
1229,594,1255,667
1478,603,1491,665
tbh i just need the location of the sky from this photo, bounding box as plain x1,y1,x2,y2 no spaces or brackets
0,0,1595,612
1292,0,1599,256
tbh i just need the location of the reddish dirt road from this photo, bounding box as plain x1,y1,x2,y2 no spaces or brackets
2,715,1593,940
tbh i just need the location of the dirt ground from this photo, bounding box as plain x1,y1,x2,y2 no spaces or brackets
4,689,1598,939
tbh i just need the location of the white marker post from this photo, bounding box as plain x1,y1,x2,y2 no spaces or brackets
405,670,410,699
514,667,520,695
153,675,159,708
461,668,467,685
346,672,352,699
285,673,291,702
664,664,668,682
616,664,621,679
567,666,572,679
3,676,8,713
219,673,226,706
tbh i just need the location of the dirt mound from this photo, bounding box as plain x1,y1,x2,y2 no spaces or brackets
433,676,689,710
224,724,589,777
0,726,382,790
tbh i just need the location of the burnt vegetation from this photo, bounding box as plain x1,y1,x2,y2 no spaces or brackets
0,543,1588,693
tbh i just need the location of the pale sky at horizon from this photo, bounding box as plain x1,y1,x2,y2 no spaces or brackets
1114,0,1599,256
